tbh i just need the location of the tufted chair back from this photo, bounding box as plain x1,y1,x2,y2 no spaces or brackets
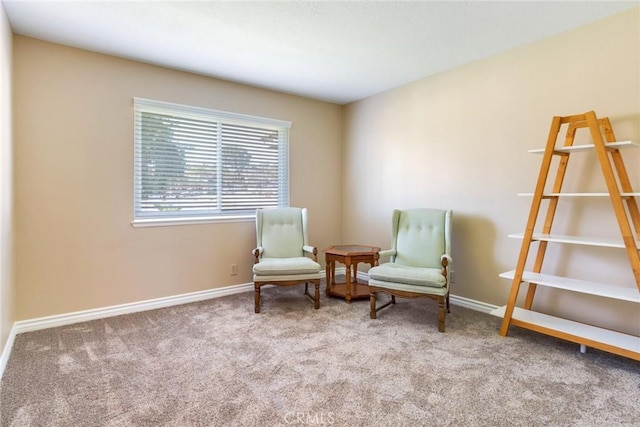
256,207,308,258
391,208,451,268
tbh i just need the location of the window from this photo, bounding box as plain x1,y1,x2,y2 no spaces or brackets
133,98,290,226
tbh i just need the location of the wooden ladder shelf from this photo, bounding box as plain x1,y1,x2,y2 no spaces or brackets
491,111,640,361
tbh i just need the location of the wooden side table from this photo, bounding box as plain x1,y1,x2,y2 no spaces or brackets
325,245,380,303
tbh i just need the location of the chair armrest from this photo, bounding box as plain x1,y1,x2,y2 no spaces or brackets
441,254,452,281
303,245,318,261
253,246,264,264
378,249,396,261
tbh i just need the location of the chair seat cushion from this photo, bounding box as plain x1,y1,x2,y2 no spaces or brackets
253,257,321,276
368,263,446,288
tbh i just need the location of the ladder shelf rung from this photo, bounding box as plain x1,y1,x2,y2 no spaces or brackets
528,140,639,154
508,232,640,249
490,306,640,358
499,270,640,302
518,192,640,197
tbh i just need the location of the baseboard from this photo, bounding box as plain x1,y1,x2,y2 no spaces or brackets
448,295,498,314
13,282,254,335
0,322,17,379
11,270,335,335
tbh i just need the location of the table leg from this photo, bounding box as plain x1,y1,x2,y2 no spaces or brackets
345,262,352,303
353,262,359,285
325,260,331,297
326,260,336,296
352,262,359,293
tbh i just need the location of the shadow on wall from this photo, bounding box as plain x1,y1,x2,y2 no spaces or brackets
449,213,498,302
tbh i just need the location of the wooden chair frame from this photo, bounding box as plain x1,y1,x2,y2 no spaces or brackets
253,247,321,313
370,257,451,332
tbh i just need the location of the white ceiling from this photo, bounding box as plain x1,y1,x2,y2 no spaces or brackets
3,0,638,104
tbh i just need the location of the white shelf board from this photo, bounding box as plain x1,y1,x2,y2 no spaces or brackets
508,232,640,248
528,140,639,154
499,270,640,303
518,192,640,197
490,306,640,353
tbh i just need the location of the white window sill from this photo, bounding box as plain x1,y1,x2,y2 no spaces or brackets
131,215,255,228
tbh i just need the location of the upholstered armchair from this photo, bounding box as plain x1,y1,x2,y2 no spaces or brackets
368,208,453,332
253,207,322,313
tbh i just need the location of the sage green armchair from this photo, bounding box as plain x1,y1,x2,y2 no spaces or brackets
253,207,321,313
368,208,453,332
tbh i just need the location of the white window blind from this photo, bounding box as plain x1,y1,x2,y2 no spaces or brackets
134,98,290,223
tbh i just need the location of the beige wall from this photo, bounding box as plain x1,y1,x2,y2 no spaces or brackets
343,8,640,335
0,3,14,354
13,37,343,320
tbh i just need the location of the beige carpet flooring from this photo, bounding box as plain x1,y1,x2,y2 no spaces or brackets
1,285,639,426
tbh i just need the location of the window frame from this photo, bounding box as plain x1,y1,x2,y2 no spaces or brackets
132,98,291,227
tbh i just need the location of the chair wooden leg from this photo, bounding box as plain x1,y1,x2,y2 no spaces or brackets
371,291,396,318
437,297,445,332
304,282,321,309
254,285,261,313
370,291,377,319
446,293,450,313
